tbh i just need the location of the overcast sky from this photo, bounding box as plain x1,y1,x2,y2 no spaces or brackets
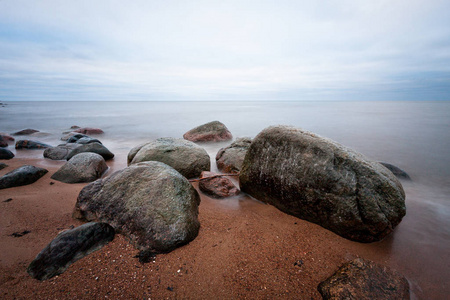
1,0,449,101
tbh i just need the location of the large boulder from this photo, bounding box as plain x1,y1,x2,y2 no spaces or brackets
73,161,201,256
0,148,14,160
27,222,115,281
216,137,252,173
15,140,52,149
318,258,410,299
239,126,406,243
128,137,210,178
51,153,108,183
183,121,232,142
0,165,48,189
44,144,82,160
66,142,114,160
198,171,240,198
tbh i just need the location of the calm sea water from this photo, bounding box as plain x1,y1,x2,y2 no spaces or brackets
1,100,450,297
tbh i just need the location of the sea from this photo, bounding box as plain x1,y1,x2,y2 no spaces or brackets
1,100,449,298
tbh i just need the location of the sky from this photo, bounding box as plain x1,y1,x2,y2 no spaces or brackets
0,0,449,101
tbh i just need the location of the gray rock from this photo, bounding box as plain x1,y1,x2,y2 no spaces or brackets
27,222,115,281
0,165,48,189
51,153,108,183
75,137,102,144
239,126,406,243
73,161,201,256
318,258,410,299
44,144,82,160
66,142,114,160
379,162,411,180
15,140,52,149
183,121,232,142
216,137,252,173
0,148,14,160
128,137,210,179
66,133,88,143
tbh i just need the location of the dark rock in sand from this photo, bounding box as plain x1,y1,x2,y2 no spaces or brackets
44,144,82,160
128,137,210,178
198,171,240,198
183,121,232,142
216,137,252,173
66,142,114,160
51,153,108,183
318,258,410,299
73,127,104,135
0,148,14,160
379,162,411,180
27,222,115,281
239,126,406,243
12,129,39,136
0,165,48,189
15,140,52,149
0,163,7,170
73,161,200,255
0,136,7,148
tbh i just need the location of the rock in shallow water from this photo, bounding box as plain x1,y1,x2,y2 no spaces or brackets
51,153,108,183
66,142,114,160
198,171,240,198
318,258,410,299
183,121,232,142
216,137,252,173
0,165,48,189
73,161,201,255
239,126,406,243
15,140,52,149
27,222,115,281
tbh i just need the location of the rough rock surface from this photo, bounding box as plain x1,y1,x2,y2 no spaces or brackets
318,258,410,299
183,121,232,142
73,127,104,135
15,140,52,149
11,129,39,135
73,161,201,255
44,144,82,160
66,142,114,160
239,126,406,243
27,222,115,281
51,153,108,183
216,137,252,173
379,162,411,180
128,137,210,178
198,171,240,198
0,148,14,160
0,165,48,189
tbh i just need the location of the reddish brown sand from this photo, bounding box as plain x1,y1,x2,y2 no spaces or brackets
0,156,439,299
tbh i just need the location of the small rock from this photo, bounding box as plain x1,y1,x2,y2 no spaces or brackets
11,129,40,136
0,134,15,143
15,140,52,149
10,230,31,237
0,165,48,189
3,198,13,202
216,137,252,173
379,162,411,180
0,136,7,148
0,149,15,160
0,162,8,170
73,127,104,135
51,153,108,184
183,121,232,142
27,222,115,281
198,171,240,198
66,142,114,161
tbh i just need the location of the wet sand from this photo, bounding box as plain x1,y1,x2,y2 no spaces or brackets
0,155,446,299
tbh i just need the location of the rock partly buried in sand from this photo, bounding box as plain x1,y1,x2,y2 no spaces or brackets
183,121,232,142
15,140,52,149
44,144,82,160
198,171,240,198
318,258,410,299
51,153,108,183
379,162,411,180
73,127,104,135
0,165,48,189
128,137,210,179
27,222,115,281
11,128,40,135
216,137,252,173
0,148,14,160
73,161,201,257
0,162,7,170
66,142,114,161
239,126,406,243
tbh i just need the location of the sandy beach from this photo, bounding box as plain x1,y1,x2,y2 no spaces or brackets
1,151,444,300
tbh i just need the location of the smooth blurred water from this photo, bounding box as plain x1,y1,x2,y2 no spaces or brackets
1,100,449,296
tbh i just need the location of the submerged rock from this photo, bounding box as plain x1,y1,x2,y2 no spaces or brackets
73,161,200,255
0,136,7,148
0,148,14,160
0,134,15,143
73,127,104,135
216,137,252,173
128,137,210,178
27,222,115,281
0,165,48,189
66,142,114,160
51,153,108,183
183,121,232,142
379,162,411,180
239,126,406,243
318,258,410,299
44,144,82,160
198,171,240,198
12,129,40,135
15,140,52,149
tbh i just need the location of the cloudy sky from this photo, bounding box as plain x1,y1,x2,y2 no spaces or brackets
1,0,449,101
